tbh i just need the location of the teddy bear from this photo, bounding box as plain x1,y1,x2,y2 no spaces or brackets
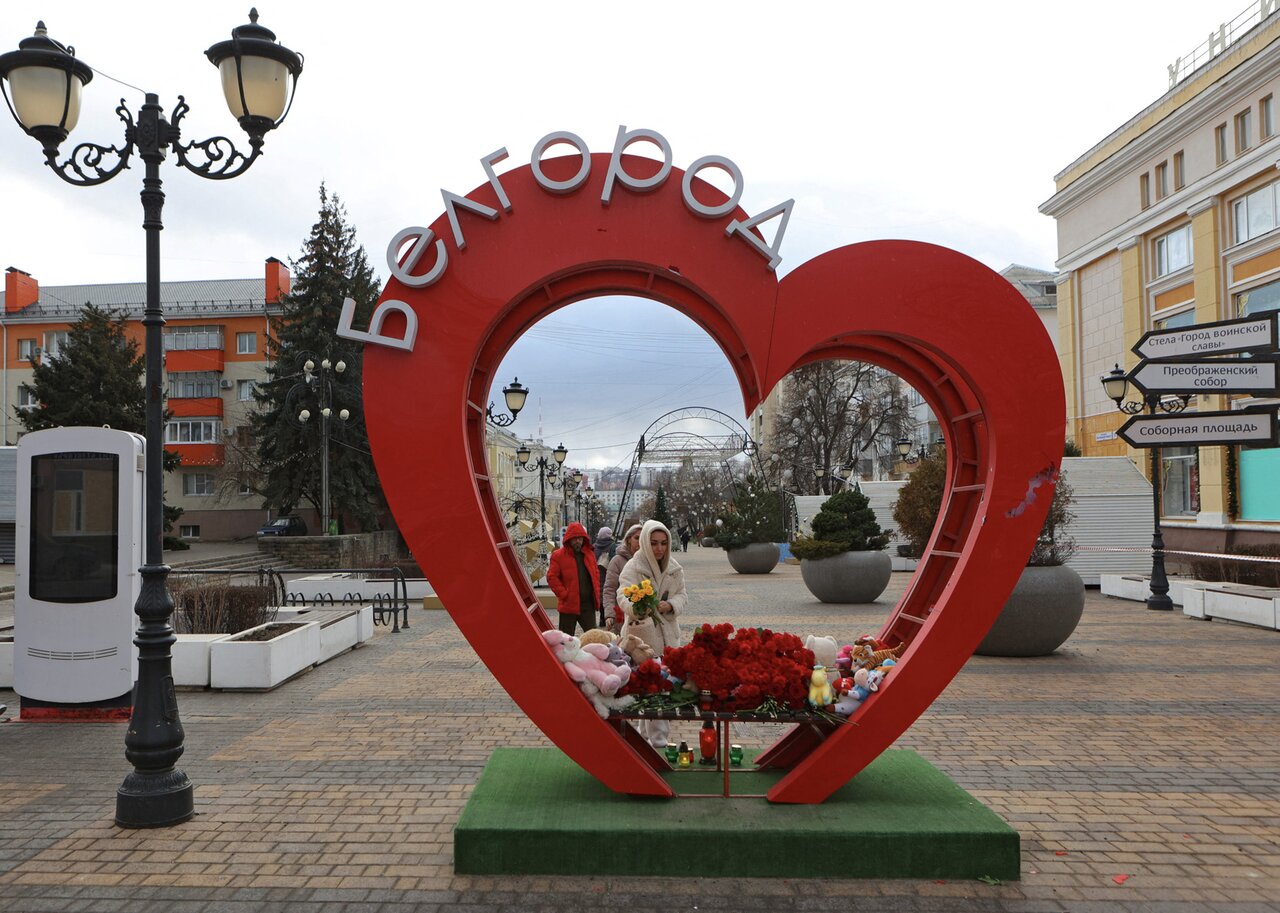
542,629,631,696
807,665,834,710
832,676,861,715
619,633,657,669
579,680,636,718
804,635,838,670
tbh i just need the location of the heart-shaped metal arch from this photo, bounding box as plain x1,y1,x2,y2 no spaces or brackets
362,155,1064,804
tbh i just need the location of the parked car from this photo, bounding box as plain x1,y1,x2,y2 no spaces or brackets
257,516,307,538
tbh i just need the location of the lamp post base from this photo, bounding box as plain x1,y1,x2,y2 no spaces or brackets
115,769,194,829
1145,594,1174,611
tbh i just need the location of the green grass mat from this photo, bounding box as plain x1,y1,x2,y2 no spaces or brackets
455,747,1019,880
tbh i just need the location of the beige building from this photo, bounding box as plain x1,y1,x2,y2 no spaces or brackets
1041,5,1280,551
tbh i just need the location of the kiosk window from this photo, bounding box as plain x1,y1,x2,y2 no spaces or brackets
30,452,119,603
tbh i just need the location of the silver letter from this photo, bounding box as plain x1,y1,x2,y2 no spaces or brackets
601,125,672,205
481,147,513,212
387,226,448,288
530,131,591,194
726,199,795,270
681,155,744,219
1167,57,1181,88
1265,0,1280,18
336,297,418,352
1208,24,1228,58
441,190,499,251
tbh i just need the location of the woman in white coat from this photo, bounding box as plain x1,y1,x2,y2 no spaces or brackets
617,519,686,749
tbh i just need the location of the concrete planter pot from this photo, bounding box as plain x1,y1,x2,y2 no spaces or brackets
800,550,893,604
172,634,232,688
209,620,321,690
700,537,716,548
726,542,780,574
976,564,1085,657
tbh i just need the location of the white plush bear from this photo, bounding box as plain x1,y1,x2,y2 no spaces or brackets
804,634,839,669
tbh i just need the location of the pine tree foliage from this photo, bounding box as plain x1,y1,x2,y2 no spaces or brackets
653,486,673,529
251,185,384,531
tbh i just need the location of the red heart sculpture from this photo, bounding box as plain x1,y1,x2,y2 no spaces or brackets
362,155,1064,803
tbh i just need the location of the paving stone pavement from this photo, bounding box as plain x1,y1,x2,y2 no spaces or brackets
1,545,1277,913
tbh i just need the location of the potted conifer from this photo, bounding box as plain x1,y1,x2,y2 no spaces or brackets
714,475,786,574
791,487,893,603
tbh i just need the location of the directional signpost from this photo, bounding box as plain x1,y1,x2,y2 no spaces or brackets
1128,356,1280,397
1118,405,1280,449
1132,312,1277,360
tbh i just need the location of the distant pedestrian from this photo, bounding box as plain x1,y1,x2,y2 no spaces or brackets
603,523,643,634
547,521,600,636
679,527,691,552
592,526,617,626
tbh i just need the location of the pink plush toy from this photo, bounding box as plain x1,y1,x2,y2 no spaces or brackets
542,629,631,696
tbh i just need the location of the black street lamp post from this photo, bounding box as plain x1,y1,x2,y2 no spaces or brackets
1101,364,1190,612
896,436,943,464
0,11,301,828
286,353,351,536
516,442,568,541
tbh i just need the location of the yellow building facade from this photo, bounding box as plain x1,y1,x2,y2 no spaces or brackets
1042,6,1280,551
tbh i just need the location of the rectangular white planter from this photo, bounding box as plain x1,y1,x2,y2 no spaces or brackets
209,620,321,691
1100,574,1196,606
355,604,374,644
172,634,231,688
317,610,360,664
0,639,12,689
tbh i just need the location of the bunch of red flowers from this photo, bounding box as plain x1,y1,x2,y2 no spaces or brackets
664,624,815,710
618,659,673,698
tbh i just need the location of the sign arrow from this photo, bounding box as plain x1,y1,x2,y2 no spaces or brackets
1132,312,1278,360
1129,356,1280,396
1117,406,1279,449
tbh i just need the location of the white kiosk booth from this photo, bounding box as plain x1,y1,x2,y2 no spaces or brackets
14,427,145,719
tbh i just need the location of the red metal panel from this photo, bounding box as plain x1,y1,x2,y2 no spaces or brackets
363,157,1064,803
169,443,224,466
168,397,223,418
166,349,225,373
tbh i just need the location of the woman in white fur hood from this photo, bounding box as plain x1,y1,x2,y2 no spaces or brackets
616,519,686,658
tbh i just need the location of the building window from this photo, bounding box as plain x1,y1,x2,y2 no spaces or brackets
238,482,254,496
1173,151,1185,190
1216,123,1229,164
163,325,223,352
167,371,219,399
1140,173,1150,209
1236,276,1280,317
1263,95,1275,139
1154,308,1196,330
165,419,221,444
43,330,70,360
1161,446,1200,518
18,338,36,361
1155,162,1168,199
179,524,201,539
182,473,215,497
1232,180,1279,244
236,332,256,355
237,379,256,402
17,386,38,410
1154,224,1192,277
1236,108,1253,154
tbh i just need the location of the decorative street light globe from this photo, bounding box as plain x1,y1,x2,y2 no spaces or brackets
204,9,303,145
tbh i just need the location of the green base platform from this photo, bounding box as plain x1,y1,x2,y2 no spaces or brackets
455,747,1019,880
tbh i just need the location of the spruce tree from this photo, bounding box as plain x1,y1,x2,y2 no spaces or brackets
653,486,673,529
251,185,384,531
18,302,184,536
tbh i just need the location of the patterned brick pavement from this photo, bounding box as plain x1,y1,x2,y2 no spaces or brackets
1,546,1277,912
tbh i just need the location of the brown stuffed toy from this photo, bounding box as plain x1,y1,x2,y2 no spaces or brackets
619,633,657,667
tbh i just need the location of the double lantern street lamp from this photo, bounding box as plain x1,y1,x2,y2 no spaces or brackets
0,10,302,829
1101,364,1191,612
516,442,569,542
897,436,944,464
289,354,351,538
487,377,529,427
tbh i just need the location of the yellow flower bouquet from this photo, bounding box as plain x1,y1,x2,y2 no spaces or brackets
621,578,659,621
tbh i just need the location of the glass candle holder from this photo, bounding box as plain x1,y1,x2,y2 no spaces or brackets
729,744,744,767
665,744,680,764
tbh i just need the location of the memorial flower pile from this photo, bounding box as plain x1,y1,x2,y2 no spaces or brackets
618,658,672,698
663,624,816,711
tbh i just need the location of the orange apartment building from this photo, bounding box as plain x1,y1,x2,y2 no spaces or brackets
1,258,290,540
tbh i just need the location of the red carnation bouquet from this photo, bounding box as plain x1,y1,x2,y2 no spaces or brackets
618,659,673,698
664,624,815,711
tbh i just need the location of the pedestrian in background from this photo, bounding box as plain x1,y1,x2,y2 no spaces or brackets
603,523,642,634
679,527,691,552
547,521,600,636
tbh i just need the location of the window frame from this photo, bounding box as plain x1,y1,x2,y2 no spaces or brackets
1216,123,1229,164
179,524,201,539
1263,95,1275,140
182,473,216,497
167,371,219,399
1140,173,1151,209
237,379,256,402
1154,224,1193,278
43,330,70,360
1231,179,1280,246
235,331,256,355
164,418,221,444
17,338,36,361
1236,107,1253,154
1155,162,1168,200
1173,150,1185,190
162,325,224,352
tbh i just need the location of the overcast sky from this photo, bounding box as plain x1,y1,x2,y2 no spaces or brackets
0,1,1246,473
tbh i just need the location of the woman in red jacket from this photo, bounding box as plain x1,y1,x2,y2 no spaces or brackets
547,521,600,635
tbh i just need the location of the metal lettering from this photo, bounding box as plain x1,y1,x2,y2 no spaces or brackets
601,126,673,205
726,199,795,270
481,147,513,212
387,226,448,289
1208,23,1228,58
530,131,591,195
1168,57,1182,88
336,296,418,352
441,190,499,251
681,155,744,219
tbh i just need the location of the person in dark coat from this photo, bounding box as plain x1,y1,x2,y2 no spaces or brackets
679,527,691,552
547,521,601,635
